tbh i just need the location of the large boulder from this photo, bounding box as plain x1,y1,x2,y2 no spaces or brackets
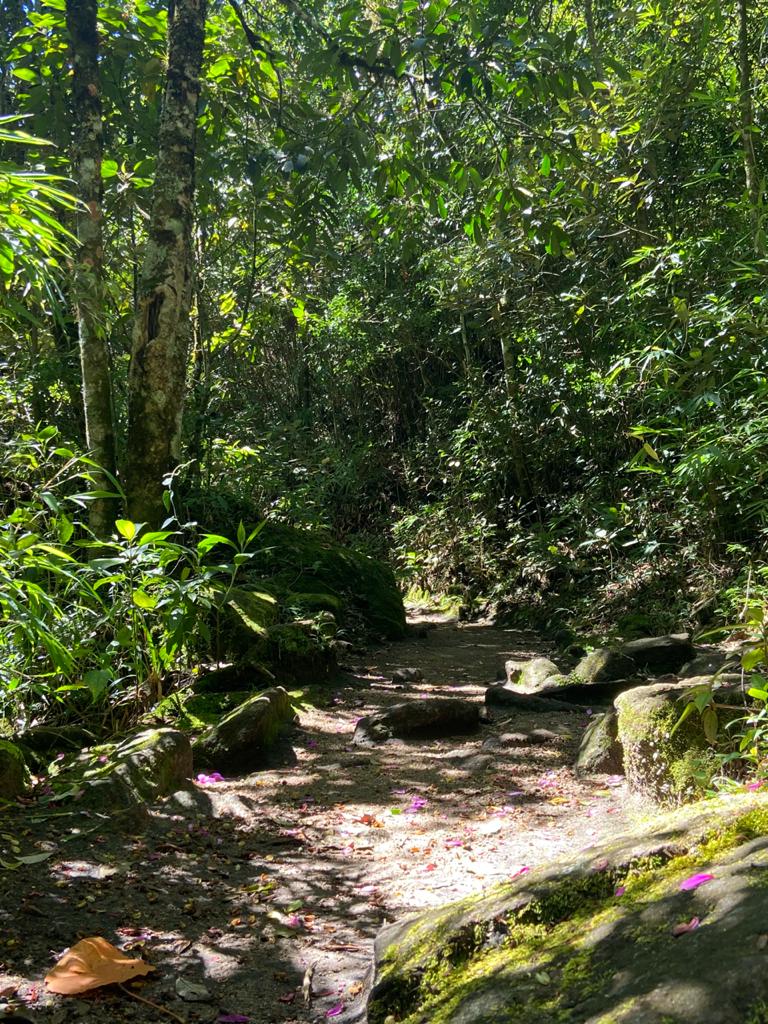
353,699,481,746
193,686,296,772
620,633,694,674
571,647,636,684
0,739,29,799
367,791,768,1024
243,622,338,684
679,649,735,679
73,728,193,818
248,523,407,639
614,677,741,805
504,657,561,693
575,710,623,776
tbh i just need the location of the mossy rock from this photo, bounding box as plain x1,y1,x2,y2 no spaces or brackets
247,523,406,639
575,710,623,777
614,677,741,805
505,657,562,694
213,584,280,660
572,648,636,684
0,739,29,799
243,621,337,684
192,664,274,695
61,728,194,820
154,689,254,729
368,791,768,1024
192,686,296,773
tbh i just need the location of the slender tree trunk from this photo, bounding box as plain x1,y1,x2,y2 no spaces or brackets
737,0,763,254
125,0,207,526
65,0,117,538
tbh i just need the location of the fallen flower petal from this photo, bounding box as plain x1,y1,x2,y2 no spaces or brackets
672,916,701,936
326,1003,344,1017
747,780,765,791
615,886,626,897
218,1015,251,1023
679,873,714,891
510,866,530,879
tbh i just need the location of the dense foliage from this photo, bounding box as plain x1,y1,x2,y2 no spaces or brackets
3,0,768,691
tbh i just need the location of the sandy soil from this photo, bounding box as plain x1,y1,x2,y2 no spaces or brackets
0,616,634,1024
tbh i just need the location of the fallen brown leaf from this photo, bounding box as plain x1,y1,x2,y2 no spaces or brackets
45,936,155,995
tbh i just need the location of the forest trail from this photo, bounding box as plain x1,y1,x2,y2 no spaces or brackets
2,617,634,1024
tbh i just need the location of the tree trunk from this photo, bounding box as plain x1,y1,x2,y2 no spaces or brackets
125,0,207,526
737,0,762,254
65,0,117,538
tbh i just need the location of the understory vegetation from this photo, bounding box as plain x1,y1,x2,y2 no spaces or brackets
3,0,768,753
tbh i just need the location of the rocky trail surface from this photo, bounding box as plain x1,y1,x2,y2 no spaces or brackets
0,616,635,1024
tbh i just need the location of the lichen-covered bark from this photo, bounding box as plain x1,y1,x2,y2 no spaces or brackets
125,0,207,526
65,0,117,538
738,0,763,254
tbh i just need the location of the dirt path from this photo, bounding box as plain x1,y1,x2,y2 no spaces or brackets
1,617,633,1024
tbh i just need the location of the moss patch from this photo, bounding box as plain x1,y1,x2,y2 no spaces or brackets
370,793,768,1024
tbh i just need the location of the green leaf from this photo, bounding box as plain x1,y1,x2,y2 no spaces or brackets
83,669,110,699
743,647,765,671
701,706,718,744
11,68,38,83
115,519,137,541
132,590,158,610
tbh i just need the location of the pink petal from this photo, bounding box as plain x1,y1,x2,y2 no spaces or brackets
672,916,700,936
196,773,211,785
614,886,626,897
747,780,764,791
679,873,714,891
326,1004,344,1018
511,865,530,879
208,772,224,782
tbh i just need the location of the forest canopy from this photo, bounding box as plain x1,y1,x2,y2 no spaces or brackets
1,0,767,669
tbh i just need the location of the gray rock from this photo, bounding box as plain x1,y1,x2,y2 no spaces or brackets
391,667,424,684
353,698,481,746
504,657,561,693
75,728,193,818
620,632,694,674
572,647,637,684
485,684,581,712
367,791,768,1024
575,710,623,776
461,753,493,771
679,649,736,678
193,686,296,772
0,739,29,799
614,677,742,805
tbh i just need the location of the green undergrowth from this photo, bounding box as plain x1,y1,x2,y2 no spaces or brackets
370,800,768,1024
151,690,253,730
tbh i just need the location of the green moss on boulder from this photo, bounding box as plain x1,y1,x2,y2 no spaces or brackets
614,678,731,805
368,792,768,1024
192,686,296,772
249,523,406,639
0,739,29,799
